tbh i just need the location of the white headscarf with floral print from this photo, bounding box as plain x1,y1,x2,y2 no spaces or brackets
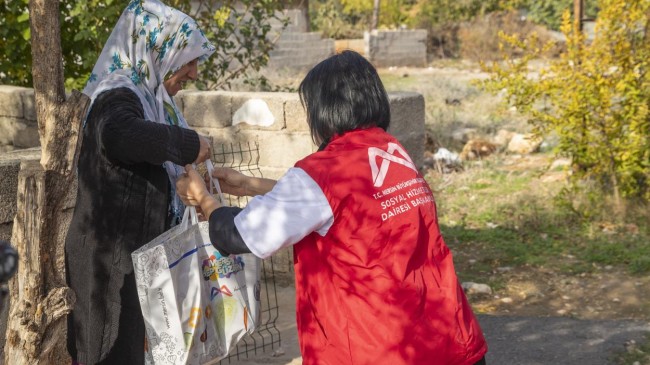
83,0,216,221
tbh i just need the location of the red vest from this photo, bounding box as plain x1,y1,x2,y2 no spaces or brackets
293,128,487,365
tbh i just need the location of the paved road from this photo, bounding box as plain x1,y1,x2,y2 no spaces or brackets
480,315,650,364
222,285,650,365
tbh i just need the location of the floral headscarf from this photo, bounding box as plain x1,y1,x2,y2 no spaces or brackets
83,0,216,222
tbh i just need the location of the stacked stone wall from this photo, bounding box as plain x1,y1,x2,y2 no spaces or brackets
0,86,38,152
364,29,428,67
0,88,424,272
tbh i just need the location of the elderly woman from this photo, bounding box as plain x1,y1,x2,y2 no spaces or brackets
177,50,488,365
64,1,215,363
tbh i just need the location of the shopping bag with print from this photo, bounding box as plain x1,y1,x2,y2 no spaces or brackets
132,163,262,365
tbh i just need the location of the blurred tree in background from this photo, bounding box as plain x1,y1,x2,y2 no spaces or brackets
310,0,416,38
482,0,650,207
525,0,599,31
0,0,286,90
307,0,600,58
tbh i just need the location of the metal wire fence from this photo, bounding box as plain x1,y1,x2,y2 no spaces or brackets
211,141,282,363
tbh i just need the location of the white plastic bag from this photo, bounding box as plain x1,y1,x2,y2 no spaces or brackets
133,163,261,365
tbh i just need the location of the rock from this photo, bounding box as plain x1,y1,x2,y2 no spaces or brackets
501,297,513,303
550,158,571,170
492,129,515,148
445,98,461,106
451,128,479,144
459,139,498,161
461,282,492,295
507,133,543,154
428,147,463,173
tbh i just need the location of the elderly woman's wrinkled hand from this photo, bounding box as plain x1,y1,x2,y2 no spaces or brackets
194,135,212,164
176,165,210,206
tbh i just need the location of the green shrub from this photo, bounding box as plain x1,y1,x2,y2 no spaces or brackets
481,0,650,205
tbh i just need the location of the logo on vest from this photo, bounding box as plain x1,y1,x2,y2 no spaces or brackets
368,143,417,187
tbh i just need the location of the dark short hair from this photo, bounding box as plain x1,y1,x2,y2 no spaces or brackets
299,50,390,145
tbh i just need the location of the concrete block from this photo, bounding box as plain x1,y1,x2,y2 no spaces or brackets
284,95,308,133
0,148,39,224
0,117,19,146
0,85,27,118
388,92,425,136
198,126,313,170
180,90,232,128
21,89,36,121
253,131,314,168
0,160,20,224
388,92,425,168
13,120,40,149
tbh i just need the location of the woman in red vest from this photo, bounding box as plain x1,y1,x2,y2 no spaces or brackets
176,50,488,365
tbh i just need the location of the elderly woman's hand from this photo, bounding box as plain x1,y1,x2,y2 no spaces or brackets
194,135,212,164
176,165,210,206
177,165,221,218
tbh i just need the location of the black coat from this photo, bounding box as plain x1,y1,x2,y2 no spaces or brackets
65,87,199,364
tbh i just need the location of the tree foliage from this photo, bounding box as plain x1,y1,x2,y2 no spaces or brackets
0,0,286,90
310,0,416,37
481,0,650,203
524,0,599,31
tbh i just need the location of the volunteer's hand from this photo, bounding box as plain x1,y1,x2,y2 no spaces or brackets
211,167,250,196
194,135,211,164
176,165,211,206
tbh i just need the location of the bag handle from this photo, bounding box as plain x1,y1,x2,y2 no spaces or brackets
205,159,226,206
180,206,199,230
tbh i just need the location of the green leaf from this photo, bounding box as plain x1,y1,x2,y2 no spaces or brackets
17,12,30,22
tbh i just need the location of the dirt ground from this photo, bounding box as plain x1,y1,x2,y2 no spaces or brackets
454,155,650,321
466,265,650,320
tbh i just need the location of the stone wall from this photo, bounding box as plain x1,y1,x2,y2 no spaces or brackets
0,88,425,272
267,10,335,71
266,11,429,71
267,32,335,71
364,29,428,68
0,86,38,152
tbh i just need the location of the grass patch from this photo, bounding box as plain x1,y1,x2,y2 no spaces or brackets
613,333,650,365
427,155,650,276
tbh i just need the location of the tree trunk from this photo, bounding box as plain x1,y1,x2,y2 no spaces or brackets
371,0,380,31
3,0,90,363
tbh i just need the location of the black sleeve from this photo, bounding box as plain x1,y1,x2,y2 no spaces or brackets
90,87,200,166
208,206,252,256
